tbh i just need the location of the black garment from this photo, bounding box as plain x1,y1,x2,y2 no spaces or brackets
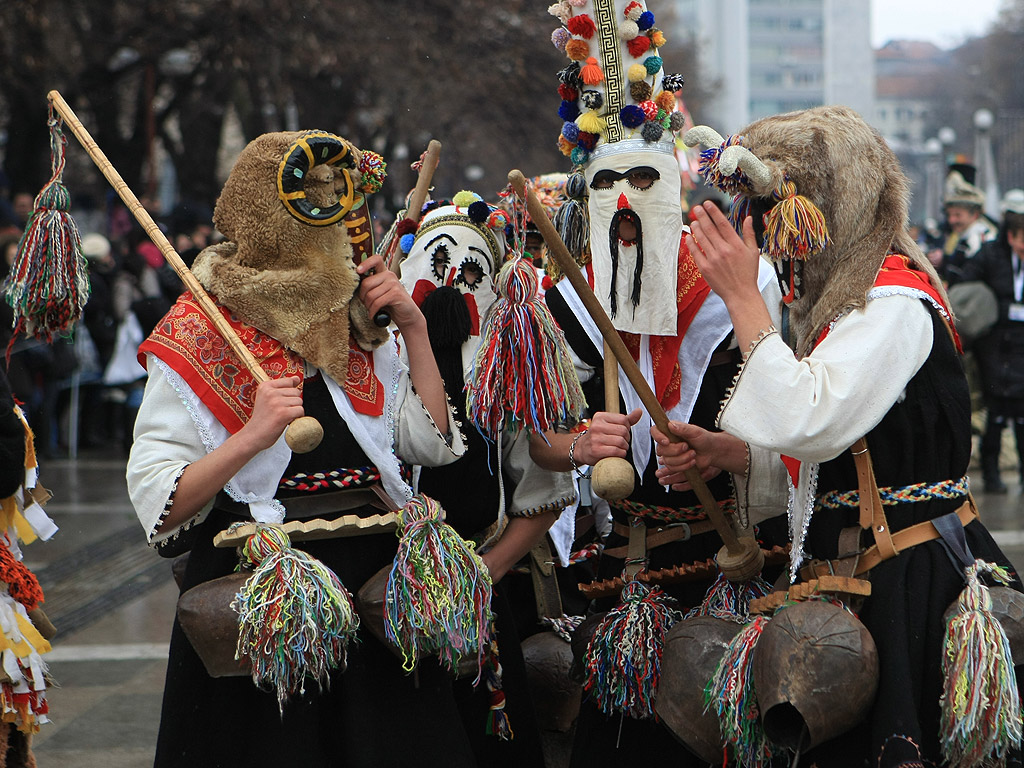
800,305,1022,768
548,281,780,768
0,368,24,498
154,375,477,768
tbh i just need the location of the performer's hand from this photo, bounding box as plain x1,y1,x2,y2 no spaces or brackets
574,408,643,466
357,254,423,331
240,376,304,452
686,203,761,305
651,421,722,491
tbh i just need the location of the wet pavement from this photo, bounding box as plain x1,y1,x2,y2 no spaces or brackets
23,444,1024,767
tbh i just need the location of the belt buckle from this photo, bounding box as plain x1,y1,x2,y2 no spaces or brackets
656,521,692,541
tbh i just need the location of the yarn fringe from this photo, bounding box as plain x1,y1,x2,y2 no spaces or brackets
232,525,358,714
3,110,89,346
685,571,774,625
384,494,493,678
483,639,514,741
761,180,831,261
467,256,586,439
705,615,774,768
583,579,681,719
939,560,1023,768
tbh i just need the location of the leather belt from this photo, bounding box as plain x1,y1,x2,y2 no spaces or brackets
216,486,390,520
799,497,977,580
603,518,718,559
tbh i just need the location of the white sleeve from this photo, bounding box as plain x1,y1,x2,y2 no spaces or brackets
393,382,467,467
718,294,933,463
126,365,213,545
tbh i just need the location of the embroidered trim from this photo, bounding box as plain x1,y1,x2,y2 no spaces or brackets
151,464,188,545
788,461,819,583
510,494,576,519
818,475,969,510
744,325,778,361
868,284,954,326
279,466,382,492
610,496,736,524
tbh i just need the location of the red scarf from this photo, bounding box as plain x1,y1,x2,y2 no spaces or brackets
139,292,382,434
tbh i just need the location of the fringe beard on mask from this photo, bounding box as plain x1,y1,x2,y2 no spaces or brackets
608,208,644,319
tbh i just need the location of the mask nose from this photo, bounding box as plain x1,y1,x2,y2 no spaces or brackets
617,193,630,210
444,266,458,287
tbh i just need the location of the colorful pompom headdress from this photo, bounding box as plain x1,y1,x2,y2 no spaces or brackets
549,0,690,336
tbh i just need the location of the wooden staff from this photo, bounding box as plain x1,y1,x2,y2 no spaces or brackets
388,139,442,275
589,341,635,501
507,169,762,581
48,89,323,453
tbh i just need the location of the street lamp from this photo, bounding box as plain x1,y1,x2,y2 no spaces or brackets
924,137,943,224
973,108,1000,220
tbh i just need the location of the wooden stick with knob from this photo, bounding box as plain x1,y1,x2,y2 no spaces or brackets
47,89,323,453
589,341,636,502
507,169,762,582
388,139,442,276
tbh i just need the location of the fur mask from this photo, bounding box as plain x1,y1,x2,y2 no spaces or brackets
687,105,946,356
191,131,389,384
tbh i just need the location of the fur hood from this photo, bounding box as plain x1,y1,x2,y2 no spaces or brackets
194,131,387,384
688,106,946,356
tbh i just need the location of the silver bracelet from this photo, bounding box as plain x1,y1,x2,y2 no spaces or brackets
569,430,592,479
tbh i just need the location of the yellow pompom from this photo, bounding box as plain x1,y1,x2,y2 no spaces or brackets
558,135,575,156
650,29,667,48
627,63,648,83
576,110,607,135
453,190,480,207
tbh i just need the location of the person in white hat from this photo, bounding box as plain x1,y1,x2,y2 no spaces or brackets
928,169,998,280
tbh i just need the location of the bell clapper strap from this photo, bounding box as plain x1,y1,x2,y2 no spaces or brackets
850,437,897,562
624,515,647,581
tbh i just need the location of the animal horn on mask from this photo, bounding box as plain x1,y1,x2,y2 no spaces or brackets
277,131,359,226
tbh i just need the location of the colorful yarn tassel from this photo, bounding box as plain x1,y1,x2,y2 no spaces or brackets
467,256,587,439
232,525,358,714
685,571,774,625
484,639,514,741
583,579,681,719
705,615,774,768
552,172,590,270
3,109,89,345
761,180,831,261
697,134,748,196
939,561,1023,768
384,494,493,677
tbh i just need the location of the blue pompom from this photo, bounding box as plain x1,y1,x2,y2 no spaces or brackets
637,11,654,30
643,56,662,75
558,100,581,122
561,121,580,142
400,233,416,254
620,105,646,129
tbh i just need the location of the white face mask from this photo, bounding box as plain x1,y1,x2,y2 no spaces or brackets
399,208,505,369
586,145,681,336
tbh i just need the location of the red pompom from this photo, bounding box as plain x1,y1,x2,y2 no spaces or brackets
627,35,651,57
558,83,579,101
567,14,596,39
639,100,659,120
396,218,418,236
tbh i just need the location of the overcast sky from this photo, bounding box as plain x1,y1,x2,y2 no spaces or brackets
871,0,1006,48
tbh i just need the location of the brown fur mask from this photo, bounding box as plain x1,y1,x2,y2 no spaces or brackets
191,131,388,384
688,106,945,357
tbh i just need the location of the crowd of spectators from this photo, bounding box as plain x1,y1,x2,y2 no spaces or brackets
0,169,214,457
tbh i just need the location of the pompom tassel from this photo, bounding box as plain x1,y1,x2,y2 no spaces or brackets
484,639,514,740
232,525,358,714
553,197,590,269
940,560,1023,768
761,180,831,261
582,579,681,719
685,571,774,624
705,616,775,768
467,256,587,438
384,494,494,677
4,112,90,344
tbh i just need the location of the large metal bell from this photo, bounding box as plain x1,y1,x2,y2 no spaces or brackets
177,571,252,678
522,631,581,732
655,615,738,765
753,600,878,752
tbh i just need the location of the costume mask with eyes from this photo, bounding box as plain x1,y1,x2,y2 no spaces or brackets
549,0,691,336
398,193,509,381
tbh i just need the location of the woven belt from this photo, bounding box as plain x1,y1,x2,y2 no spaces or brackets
799,496,978,581
603,517,718,559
